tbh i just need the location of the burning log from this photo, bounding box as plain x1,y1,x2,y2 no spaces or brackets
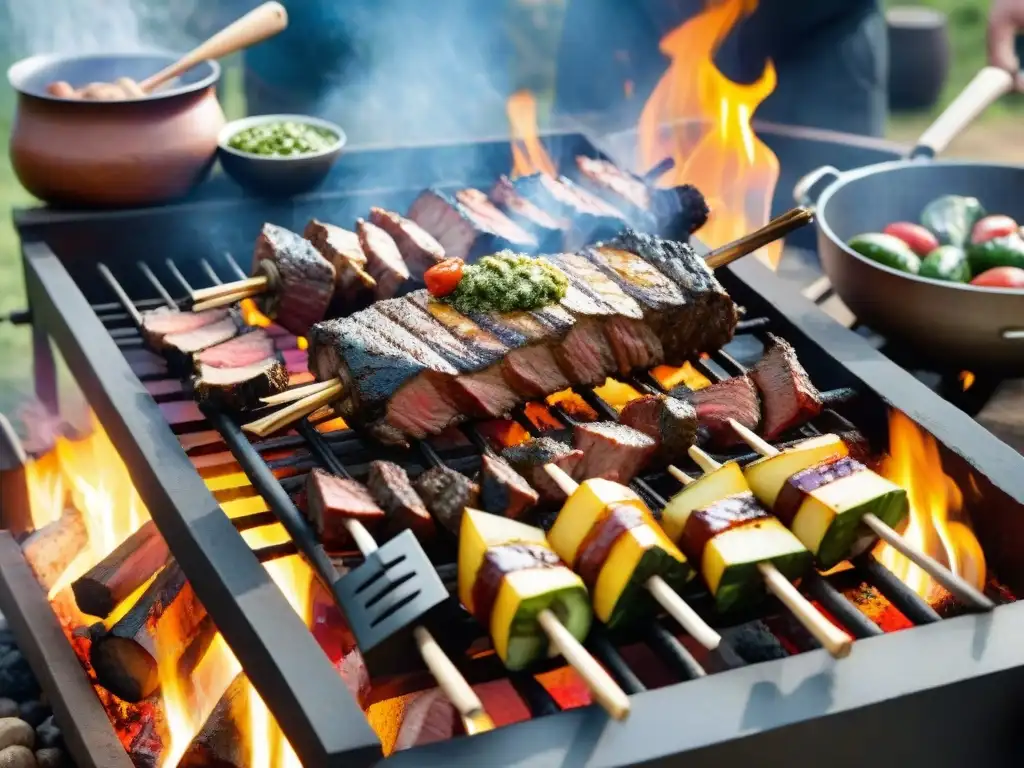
177,673,250,768
19,507,88,592
72,520,170,618
90,561,208,702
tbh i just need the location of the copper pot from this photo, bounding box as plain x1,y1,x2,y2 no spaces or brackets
7,52,226,207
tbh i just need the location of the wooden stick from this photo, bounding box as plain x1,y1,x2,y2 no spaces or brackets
705,207,815,270
72,520,169,618
725,418,994,611
191,285,267,313
666,465,695,486
192,276,269,303
260,377,341,405
242,381,344,437
687,445,723,474
537,608,630,720
178,672,249,768
20,508,88,592
542,464,721,650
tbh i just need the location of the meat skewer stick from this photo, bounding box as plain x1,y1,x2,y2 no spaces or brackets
727,419,995,611
542,464,722,651
661,447,853,658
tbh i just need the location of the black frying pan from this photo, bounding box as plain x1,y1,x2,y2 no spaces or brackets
794,67,1024,374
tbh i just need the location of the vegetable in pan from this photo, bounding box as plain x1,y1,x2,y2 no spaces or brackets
882,222,939,256
970,266,1024,289
846,233,921,274
919,245,971,283
919,195,986,248
967,234,1024,273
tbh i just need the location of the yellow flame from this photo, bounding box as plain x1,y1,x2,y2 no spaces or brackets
507,90,557,178
959,371,976,391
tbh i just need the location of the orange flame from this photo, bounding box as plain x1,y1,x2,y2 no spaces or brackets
507,90,557,178
959,371,976,391
874,411,986,601
637,0,782,267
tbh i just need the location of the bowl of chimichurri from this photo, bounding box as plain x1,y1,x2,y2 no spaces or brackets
217,114,346,197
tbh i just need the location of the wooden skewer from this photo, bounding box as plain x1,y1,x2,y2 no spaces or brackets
242,381,343,437
260,377,341,405
191,278,270,312
341,518,496,734
725,419,995,612
543,464,722,652
704,206,815,270
192,275,269,303
672,446,852,659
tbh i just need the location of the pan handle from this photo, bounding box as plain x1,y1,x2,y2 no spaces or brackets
910,67,1015,159
793,165,841,209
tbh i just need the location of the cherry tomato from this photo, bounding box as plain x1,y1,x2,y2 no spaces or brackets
970,215,1018,244
969,266,1024,289
883,222,939,256
425,258,465,297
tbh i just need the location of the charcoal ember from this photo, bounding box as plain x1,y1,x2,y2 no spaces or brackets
414,465,479,535
749,334,824,440
304,219,377,307
251,223,336,336
35,747,68,768
369,207,446,279
393,688,464,752
479,454,539,520
501,437,584,503
618,394,698,462
305,468,386,550
0,651,39,702
0,704,14,720
356,217,410,299
488,176,568,251
0,745,35,767
192,357,289,412
572,421,657,484
684,376,762,448
0,718,34,750
15,703,47,730
366,460,435,543
33,718,62,751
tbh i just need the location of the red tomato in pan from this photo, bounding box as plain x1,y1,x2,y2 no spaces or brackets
882,222,939,256
970,215,1018,244
970,266,1024,289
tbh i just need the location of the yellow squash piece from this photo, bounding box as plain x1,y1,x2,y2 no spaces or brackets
546,479,647,566
743,433,848,509
660,462,748,542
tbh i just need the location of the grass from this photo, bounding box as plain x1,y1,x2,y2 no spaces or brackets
0,1,1017,414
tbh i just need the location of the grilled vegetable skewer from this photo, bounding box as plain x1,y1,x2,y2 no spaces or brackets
543,466,722,651
459,509,631,720
729,419,995,611
663,447,853,658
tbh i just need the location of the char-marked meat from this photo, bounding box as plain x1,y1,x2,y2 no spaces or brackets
572,421,656,484
162,313,241,358
650,184,710,241
685,376,761,448
574,156,657,230
251,223,336,336
414,465,479,535
489,175,568,250
514,173,628,249
193,357,288,412
618,394,698,462
393,688,464,752
304,219,377,306
609,229,738,357
356,217,410,299
366,460,436,542
305,468,386,550
407,188,537,262
501,437,584,502
368,207,446,279
193,328,276,370
479,454,539,520
142,307,229,347
749,334,824,440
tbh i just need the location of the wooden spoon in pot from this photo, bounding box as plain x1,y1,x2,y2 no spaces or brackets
47,2,288,100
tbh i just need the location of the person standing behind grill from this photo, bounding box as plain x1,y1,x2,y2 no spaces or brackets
552,0,1024,139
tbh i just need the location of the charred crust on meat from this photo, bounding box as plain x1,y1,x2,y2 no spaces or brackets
251,223,336,336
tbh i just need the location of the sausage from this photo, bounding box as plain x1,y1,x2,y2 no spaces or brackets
46,81,76,98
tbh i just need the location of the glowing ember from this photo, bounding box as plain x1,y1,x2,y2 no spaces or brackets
507,90,557,178
649,362,711,392
959,370,976,391
874,411,986,602
637,0,782,267
591,378,643,412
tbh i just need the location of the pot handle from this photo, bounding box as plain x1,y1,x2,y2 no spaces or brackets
793,165,841,209
909,67,1015,160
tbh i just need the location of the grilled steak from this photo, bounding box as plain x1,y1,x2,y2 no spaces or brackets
304,219,377,305
305,468,386,550
367,460,435,542
618,394,698,462
574,156,656,229
368,207,446,279
251,223,336,336
686,376,762,448
479,454,539,520
749,334,823,440
163,314,240,355
407,188,537,262
356,218,410,299
142,307,229,347
610,230,738,357
193,357,288,411
514,173,628,249
193,328,276,370
502,437,584,502
393,688,463,752
414,465,479,535
489,175,568,250
572,421,656,484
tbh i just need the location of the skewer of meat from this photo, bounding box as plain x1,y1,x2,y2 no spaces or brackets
459,508,631,719
726,420,995,611
658,445,853,658
304,469,496,734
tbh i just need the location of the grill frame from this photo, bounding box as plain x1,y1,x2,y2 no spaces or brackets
15,131,1024,766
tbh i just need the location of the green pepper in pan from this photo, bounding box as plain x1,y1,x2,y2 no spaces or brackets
920,195,986,248
967,234,1024,273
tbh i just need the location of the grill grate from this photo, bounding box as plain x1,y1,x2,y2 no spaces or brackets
88,252,952,713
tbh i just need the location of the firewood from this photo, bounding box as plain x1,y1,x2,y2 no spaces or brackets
127,710,164,768
177,673,250,768
89,561,207,703
19,508,87,592
72,521,170,618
